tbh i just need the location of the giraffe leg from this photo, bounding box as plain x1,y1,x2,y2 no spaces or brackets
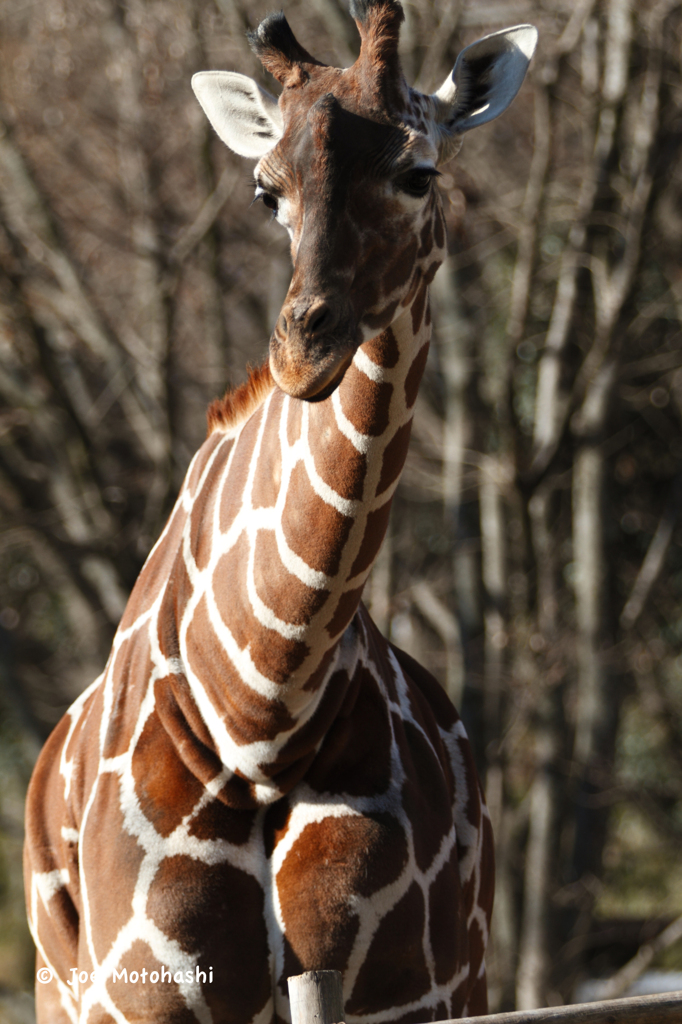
34,950,77,1024
24,718,81,1024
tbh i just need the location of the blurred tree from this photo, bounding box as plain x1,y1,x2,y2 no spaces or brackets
1,0,681,1012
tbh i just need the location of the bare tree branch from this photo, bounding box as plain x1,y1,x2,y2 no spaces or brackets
620,473,682,628
598,914,682,1000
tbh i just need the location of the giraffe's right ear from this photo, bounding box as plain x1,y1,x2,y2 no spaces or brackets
192,71,283,159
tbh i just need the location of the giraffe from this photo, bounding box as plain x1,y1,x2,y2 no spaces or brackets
24,4,536,1023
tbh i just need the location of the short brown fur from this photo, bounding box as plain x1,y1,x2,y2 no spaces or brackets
206,361,275,436
22,3,515,1021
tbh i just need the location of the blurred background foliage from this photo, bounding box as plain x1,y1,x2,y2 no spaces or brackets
0,0,682,1017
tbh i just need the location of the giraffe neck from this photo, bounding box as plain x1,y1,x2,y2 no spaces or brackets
284,279,431,638
163,280,431,805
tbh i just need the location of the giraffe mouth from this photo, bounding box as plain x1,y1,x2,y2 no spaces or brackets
303,354,354,402
269,342,355,401
268,294,358,401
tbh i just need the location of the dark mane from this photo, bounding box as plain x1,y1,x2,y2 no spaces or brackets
207,361,276,435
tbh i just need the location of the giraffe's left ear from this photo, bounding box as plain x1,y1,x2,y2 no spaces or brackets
192,71,283,159
432,25,537,160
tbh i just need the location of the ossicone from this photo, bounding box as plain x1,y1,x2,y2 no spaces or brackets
349,0,406,111
349,0,404,50
247,11,325,86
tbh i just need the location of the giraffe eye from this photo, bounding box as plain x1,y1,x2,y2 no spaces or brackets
254,187,279,216
397,168,438,198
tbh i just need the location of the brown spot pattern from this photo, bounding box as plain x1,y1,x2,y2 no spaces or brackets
277,817,365,971
309,403,367,501
23,4,499,1019
253,530,329,626
218,412,263,535
363,327,400,368
251,399,283,509
185,594,299,742
132,711,205,837
281,462,352,577
338,365,393,438
307,668,393,798
147,858,271,1024
101,630,154,760
377,420,412,495
410,282,428,336
81,774,145,964
400,717,453,872
189,443,231,571
118,503,188,632
188,800,256,845
430,847,469,984
347,883,430,1014
157,553,193,661
350,501,392,576
325,584,366,637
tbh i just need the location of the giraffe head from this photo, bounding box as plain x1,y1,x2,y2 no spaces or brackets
193,1,536,399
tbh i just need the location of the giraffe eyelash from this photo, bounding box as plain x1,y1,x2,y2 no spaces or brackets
395,166,441,198
252,186,280,219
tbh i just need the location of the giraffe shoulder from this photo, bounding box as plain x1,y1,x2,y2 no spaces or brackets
388,640,459,731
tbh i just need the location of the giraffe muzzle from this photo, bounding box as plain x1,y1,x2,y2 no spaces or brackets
269,293,357,400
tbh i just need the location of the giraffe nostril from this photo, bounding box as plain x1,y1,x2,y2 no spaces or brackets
309,305,331,335
281,297,342,342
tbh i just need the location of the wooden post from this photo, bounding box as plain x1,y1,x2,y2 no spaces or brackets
287,970,344,1024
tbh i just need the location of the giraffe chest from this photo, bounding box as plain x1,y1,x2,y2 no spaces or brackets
76,708,468,1024
28,625,489,1024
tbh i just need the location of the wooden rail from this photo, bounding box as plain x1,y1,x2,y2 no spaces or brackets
286,972,682,1024
453,990,682,1024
